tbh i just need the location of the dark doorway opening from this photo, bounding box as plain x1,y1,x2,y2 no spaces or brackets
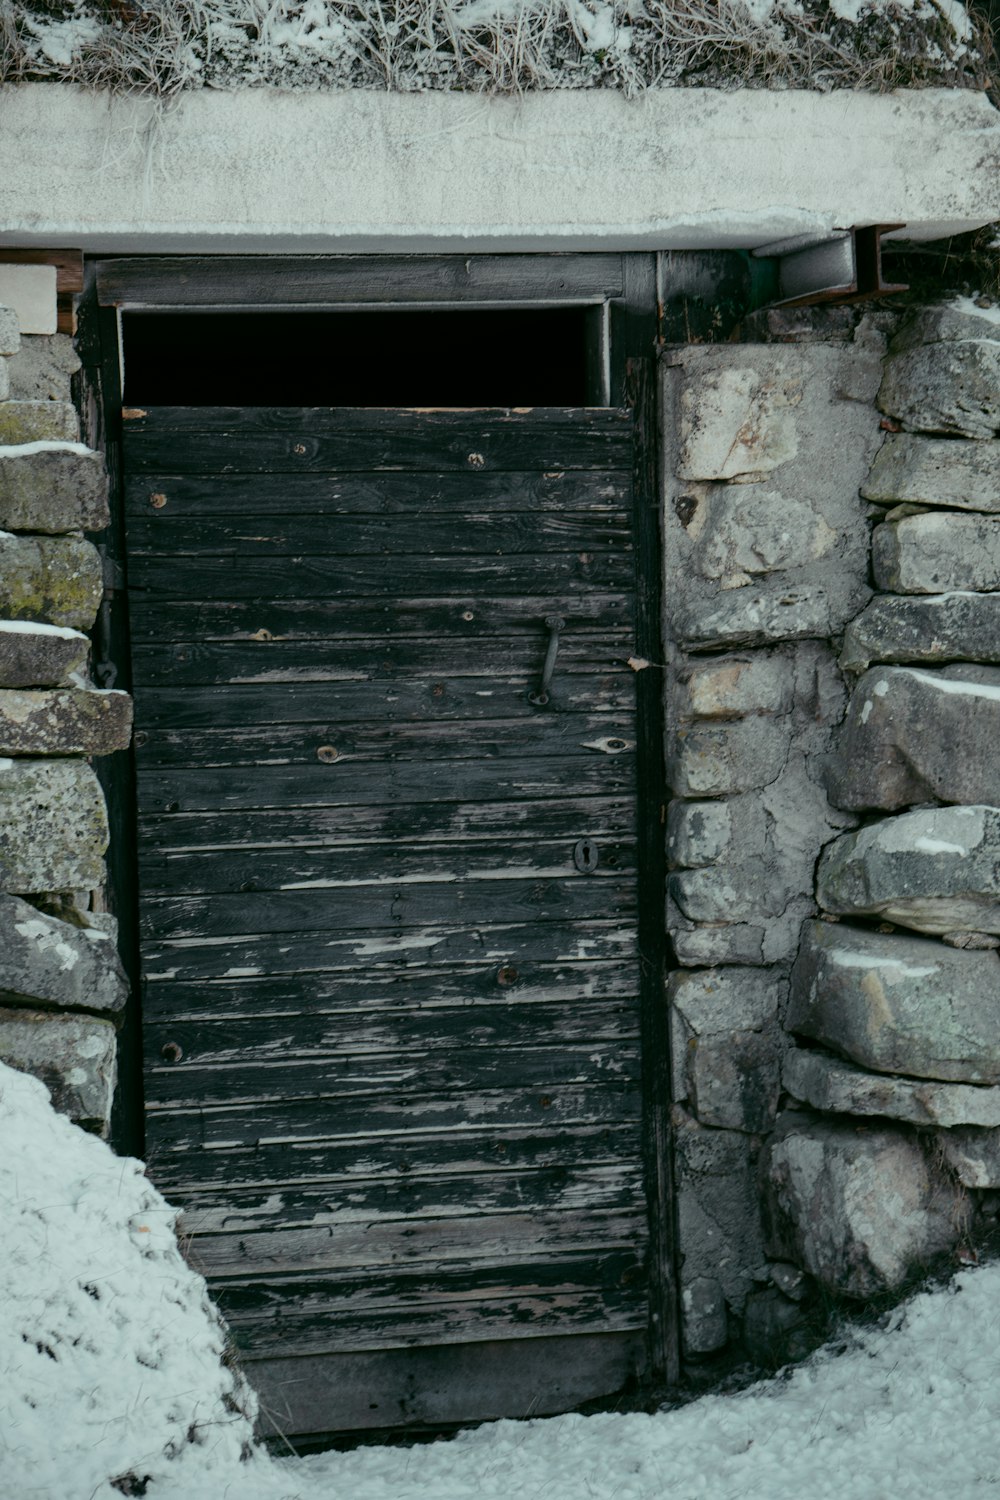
122,307,596,408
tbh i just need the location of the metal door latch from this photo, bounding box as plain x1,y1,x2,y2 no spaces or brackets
529,615,564,706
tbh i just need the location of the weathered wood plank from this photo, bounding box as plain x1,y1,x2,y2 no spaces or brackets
126,512,631,559
124,469,630,519
132,677,633,729
246,1332,647,1436
144,1038,642,1108
148,1120,642,1192
133,713,636,769
139,875,636,942
126,592,634,643
129,634,634,688
125,550,634,598
145,1083,642,1155
134,755,635,815
137,796,635,853
186,1208,645,1277
122,421,631,475
142,919,639,981
98,255,625,308
221,1285,646,1357
177,1163,643,1236
144,1001,640,1076
137,839,636,898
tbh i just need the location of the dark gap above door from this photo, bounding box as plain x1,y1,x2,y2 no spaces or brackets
122,308,593,407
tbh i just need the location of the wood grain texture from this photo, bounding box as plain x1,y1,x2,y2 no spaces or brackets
127,402,657,1424
97,254,625,308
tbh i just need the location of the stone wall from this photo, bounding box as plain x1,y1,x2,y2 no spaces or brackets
663,296,1000,1367
0,306,132,1136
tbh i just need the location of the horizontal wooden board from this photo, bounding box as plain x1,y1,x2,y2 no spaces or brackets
98,254,626,308
124,469,630,519
141,919,638,981
130,633,634,688
133,713,636,769
132,678,633,731
220,1282,646,1357
138,796,636,854
122,414,631,476
137,839,635,898
144,1000,640,1075
144,1037,642,1108
135,755,634,815
186,1207,646,1277
125,549,634,598
247,1331,647,1437
177,1162,643,1236
148,1120,642,1193
139,875,636,943
127,516,632,564
126,592,634,643
145,1083,642,1155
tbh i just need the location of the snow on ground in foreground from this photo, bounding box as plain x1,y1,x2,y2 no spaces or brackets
4,1054,1000,1500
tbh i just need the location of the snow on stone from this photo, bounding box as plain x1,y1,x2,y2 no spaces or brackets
0,1061,274,1500
951,295,1000,329
915,836,970,855
8,1053,1000,1498
0,440,92,458
0,620,87,640
905,669,1000,703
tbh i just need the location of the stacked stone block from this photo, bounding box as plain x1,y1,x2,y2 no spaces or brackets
763,301,1000,1321
661,334,884,1357
0,306,132,1136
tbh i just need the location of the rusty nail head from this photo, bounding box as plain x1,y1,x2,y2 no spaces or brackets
293,443,307,454
317,745,339,763
149,492,167,509
467,452,485,468
161,1042,183,1063
497,965,519,986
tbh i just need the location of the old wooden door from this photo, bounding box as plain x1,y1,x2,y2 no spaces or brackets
122,404,668,1437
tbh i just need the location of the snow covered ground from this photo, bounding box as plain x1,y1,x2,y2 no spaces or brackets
4,1055,1000,1500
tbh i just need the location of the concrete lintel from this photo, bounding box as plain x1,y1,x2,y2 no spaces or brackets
0,84,997,254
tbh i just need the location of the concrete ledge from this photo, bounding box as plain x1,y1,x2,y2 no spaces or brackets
0,84,996,254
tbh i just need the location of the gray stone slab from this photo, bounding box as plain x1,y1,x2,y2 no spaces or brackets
0,532,103,630
679,652,794,719
890,303,1000,354
827,665,1000,811
783,1045,1000,1128
0,620,89,687
663,344,880,651
879,338,1000,440
5,333,80,402
669,914,767,968
817,806,1000,937
936,1127,1000,1188
0,892,126,1016
0,445,109,534
788,919,1000,1082
862,434,1000,512
0,401,79,445
841,592,1000,672
667,799,733,869
763,1111,966,1299
668,717,791,797
0,758,108,892
0,688,133,756
674,1105,766,1315
670,966,787,1132
873,511,1000,594
0,305,19,357
681,1277,728,1357
0,1007,116,1133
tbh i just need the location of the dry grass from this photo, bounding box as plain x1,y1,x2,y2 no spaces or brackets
0,0,992,97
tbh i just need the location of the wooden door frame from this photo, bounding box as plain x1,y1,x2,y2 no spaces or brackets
76,251,679,1401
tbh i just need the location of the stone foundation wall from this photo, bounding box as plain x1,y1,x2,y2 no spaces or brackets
0,306,132,1136
664,296,1000,1366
